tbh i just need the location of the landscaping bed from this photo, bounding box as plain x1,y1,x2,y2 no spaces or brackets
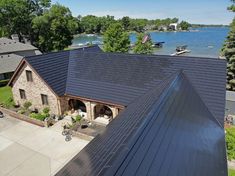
0,106,45,127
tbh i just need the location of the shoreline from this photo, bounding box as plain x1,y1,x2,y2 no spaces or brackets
73,26,228,37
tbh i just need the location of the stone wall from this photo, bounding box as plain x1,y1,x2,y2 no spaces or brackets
12,63,60,115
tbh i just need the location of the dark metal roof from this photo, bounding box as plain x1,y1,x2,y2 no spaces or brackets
24,49,226,125
56,72,227,176
25,45,103,96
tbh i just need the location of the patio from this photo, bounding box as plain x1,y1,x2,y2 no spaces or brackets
0,115,90,176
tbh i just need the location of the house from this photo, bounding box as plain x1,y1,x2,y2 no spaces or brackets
0,37,41,82
169,23,178,30
9,47,227,175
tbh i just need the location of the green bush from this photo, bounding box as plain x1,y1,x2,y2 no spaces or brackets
30,112,47,121
23,101,32,110
18,109,26,114
226,127,235,160
42,107,50,114
76,115,82,122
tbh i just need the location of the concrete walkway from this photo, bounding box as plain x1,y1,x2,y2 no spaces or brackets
0,115,90,176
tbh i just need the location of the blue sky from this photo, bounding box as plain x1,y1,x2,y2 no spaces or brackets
52,0,234,25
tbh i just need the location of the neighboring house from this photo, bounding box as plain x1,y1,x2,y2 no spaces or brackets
0,54,22,81
9,47,227,175
0,37,41,82
226,90,235,116
169,23,178,30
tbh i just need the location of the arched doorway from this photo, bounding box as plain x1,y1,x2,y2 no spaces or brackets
68,99,87,117
94,104,113,124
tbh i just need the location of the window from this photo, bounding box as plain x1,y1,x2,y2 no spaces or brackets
41,94,48,105
26,70,33,82
19,89,26,99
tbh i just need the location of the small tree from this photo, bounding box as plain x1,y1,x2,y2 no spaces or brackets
75,115,82,126
103,23,130,53
179,21,190,31
133,33,153,54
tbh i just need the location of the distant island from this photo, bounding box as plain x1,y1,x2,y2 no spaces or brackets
190,24,229,28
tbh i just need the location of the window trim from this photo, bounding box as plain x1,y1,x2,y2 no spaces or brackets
19,89,26,99
41,94,49,105
26,70,33,82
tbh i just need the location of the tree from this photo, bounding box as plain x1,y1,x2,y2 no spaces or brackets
222,0,235,91
103,23,130,52
121,16,130,31
228,0,235,12
133,33,153,54
80,15,101,34
179,21,190,31
32,4,78,52
0,0,51,42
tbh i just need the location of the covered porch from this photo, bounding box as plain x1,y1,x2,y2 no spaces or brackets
60,96,122,125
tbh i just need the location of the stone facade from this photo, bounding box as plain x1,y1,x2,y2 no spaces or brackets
12,63,60,115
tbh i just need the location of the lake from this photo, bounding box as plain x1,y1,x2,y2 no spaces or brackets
72,27,229,58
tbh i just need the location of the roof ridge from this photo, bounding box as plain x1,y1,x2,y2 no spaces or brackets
101,72,183,176
78,51,225,62
181,71,223,128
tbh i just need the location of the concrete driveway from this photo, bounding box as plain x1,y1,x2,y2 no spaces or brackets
0,115,90,176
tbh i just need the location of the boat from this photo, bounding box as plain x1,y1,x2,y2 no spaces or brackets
171,45,191,56
152,42,165,48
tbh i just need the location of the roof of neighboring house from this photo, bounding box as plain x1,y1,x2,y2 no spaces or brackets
226,91,235,102
0,37,38,54
56,71,227,176
15,49,226,125
0,54,23,74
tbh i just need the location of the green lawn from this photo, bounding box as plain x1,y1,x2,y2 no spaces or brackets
229,169,235,176
0,86,14,107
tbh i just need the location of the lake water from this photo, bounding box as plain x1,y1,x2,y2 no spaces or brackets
72,27,229,58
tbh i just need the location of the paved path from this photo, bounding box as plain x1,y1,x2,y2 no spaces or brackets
0,115,90,176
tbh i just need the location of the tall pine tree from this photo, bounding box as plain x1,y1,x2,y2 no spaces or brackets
222,0,235,90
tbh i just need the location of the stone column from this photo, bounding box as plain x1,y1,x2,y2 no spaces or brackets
85,101,92,121
90,102,97,121
110,107,119,119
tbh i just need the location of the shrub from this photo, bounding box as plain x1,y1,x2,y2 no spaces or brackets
42,107,50,114
23,101,32,110
76,115,82,123
18,109,26,114
30,112,47,121
226,127,235,160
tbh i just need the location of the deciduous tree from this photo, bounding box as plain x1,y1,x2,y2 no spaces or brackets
32,4,78,52
0,0,51,41
103,23,130,53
